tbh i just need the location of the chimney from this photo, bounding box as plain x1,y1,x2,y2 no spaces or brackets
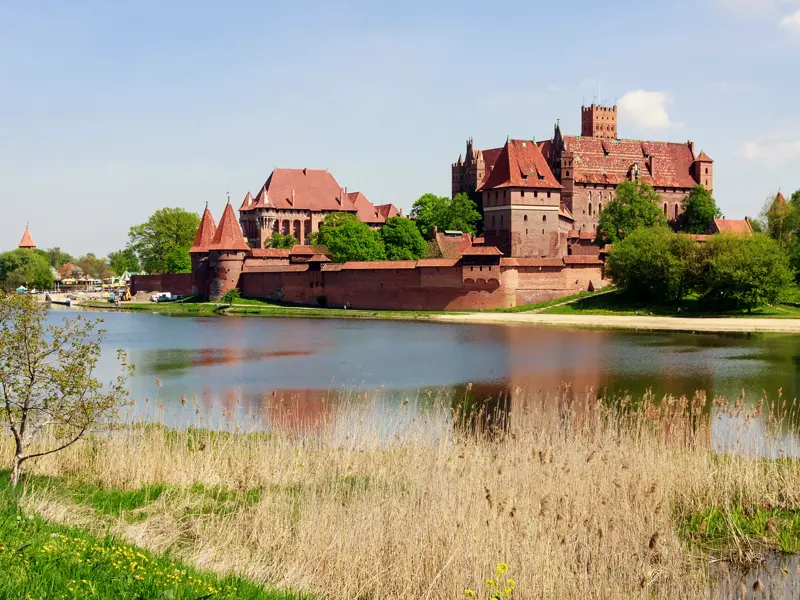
303,167,307,176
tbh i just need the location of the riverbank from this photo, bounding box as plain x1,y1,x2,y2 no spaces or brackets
3,391,797,599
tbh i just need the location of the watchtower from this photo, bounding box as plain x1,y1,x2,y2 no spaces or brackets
581,104,617,140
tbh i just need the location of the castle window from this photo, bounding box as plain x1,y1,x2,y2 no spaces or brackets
547,192,551,198
524,214,528,222
588,203,593,216
599,202,602,213
663,203,667,215
542,215,546,222
521,190,525,197
705,168,709,174
675,204,679,219
534,191,538,198
492,215,496,229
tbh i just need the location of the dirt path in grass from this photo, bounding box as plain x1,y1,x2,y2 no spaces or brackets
431,312,800,333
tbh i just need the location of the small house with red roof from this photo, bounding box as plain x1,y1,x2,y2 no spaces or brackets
238,168,401,248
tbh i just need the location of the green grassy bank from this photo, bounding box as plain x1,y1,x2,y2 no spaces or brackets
0,474,301,600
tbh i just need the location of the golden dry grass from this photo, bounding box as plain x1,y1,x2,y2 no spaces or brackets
4,388,800,599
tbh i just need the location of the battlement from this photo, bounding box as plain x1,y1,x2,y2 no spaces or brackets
581,104,618,140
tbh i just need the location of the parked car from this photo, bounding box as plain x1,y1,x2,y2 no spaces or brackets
149,292,172,302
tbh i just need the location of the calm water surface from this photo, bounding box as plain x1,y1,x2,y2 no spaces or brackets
51,309,800,451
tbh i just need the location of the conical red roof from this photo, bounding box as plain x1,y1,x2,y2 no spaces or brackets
694,151,713,163
210,202,249,251
18,227,36,249
189,206,218,253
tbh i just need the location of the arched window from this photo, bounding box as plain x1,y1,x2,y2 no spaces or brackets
598,202,603,213
542,215,547,222
663,203,668,215
674,204,679,219
491,215,496,229
588,203,593,216
524,214,528,222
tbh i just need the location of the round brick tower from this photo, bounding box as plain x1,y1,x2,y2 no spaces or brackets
207,200,250,301
189,204,217,299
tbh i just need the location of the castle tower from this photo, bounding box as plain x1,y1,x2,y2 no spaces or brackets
18,226,36,249
693,151,714,191
188,204,217,299
581,104,617,139
208,200,249,301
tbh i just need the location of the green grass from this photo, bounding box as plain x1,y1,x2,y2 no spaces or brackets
0,476,303,600
679,506,800,554
541,289,800,318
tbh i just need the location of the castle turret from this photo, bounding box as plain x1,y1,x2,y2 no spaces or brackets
18,226,36,249
581,104,617,139
693,150,714,192
208,200,249,301
189,204,217,299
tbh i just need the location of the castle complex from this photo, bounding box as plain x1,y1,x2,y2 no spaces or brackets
453,104,714,234
133,102,724,310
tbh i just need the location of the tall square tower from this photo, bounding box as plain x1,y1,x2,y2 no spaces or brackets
581,104,617,139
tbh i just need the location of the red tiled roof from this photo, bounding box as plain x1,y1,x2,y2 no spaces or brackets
712,218,752,235
18,227,36,249
240,169,358,213
189,207,218,253
774,191,787,205
210,203,249,251
472,237,485,245
239,191,254,211
501,258,564,267
416,258,460,268
479,139,562,191
562,137,700,188
248,248,291,258
337,261,418,270
347,191,385,224
307,254,331,262
694,151,713,163
434,230,474,259
290,245,327,256
462,246,503,256
564,255,604,265
376,203,402,219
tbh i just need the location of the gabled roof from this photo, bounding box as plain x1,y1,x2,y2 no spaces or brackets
461,246,503,256
347,191,385,224
189,206,218,253
240,168,358,213
712,217,753,235
18,227,36,249
561,137,700,188
210,203,249,251
478,139,562,191
376,203,402,220
434,230,474,259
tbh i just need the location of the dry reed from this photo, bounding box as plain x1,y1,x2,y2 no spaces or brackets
4,386,800,599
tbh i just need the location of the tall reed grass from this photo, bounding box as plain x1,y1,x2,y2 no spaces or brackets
4,386,800,599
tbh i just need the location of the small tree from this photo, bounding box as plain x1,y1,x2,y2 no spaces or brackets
678,185,722,234
595,181,666,245
380,217,427,260
222,288,241,305
0,294,131,487
265,232,298,249
410,193,481,238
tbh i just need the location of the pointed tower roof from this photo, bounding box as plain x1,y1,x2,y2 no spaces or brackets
694,151,713,163
18,226,36,249
189,205,218,253
239,191,254,212
775,191,787,204
210,201,249,251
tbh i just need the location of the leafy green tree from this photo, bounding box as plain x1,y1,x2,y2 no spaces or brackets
108,248,141,275
222,288,241,305
0,249,54,290
266,232,298,249
761,192,793,245
748,218,764,233
380,217,427,260
0,294,131,486
45,248,73,269
410,193,481,238
605,227,699,302
128,208,200,274
699,234,794,311
314,213,385,263
595,181,666,245
75,254,114,280
678,185,722,234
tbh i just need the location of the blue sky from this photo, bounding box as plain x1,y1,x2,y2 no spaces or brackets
1,0,798,254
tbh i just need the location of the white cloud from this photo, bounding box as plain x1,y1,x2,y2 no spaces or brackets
618,91,675,129
780,9,800,28
740,137,800,163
